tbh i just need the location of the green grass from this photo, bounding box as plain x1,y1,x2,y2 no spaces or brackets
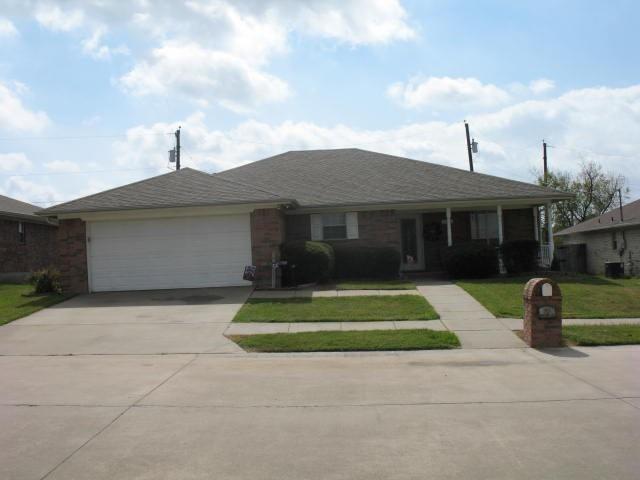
335,280,416,290
233,295,438,322
563,324,640,346
0,283,68,326
229,329,460,352
457,275,640,319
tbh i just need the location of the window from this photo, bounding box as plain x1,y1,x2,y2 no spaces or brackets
310,212,358,240
612,232,618,250
18,221,25,244
470,212,498,240
321,213,347,240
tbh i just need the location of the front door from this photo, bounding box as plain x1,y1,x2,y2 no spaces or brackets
400,215,424,271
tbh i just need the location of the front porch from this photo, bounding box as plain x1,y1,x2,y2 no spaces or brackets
398,204,554,274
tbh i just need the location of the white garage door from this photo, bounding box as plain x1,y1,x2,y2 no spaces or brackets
87,214,252,292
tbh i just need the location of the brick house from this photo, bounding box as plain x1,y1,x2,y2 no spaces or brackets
0,194,58,281
38,149,571,293
555,198,640,276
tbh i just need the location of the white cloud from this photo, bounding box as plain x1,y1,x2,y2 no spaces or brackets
44,160,81,173
1,176,62,206
0,17,18,37
529,78,555,94
113,84,640,197
0,152,32,172
34,4,84,32
388,76,511,110
81,26,129,60
119,41,290,111
0,80,50,132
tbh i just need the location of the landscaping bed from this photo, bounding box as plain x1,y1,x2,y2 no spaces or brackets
229,329,460,352
335,280,416,290
0,283,67,326
457,275,640,319
233,295,438,322
562,324,640,346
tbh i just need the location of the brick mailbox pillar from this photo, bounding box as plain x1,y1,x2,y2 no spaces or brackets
523,278,563,348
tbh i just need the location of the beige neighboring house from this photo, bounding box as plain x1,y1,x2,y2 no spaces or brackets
555,198,640,276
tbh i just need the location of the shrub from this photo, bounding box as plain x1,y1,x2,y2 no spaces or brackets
443,243,498,279
281,241,335,284
332,244,401,279
28,267,62,294
500,240,539,274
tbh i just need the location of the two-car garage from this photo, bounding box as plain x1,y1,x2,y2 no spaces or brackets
86,214,253,292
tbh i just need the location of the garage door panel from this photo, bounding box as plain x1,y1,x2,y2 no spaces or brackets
88,215,253,292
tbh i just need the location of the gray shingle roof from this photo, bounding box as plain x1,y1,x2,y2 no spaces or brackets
0,193,49,223
216,148,572,208
38,167,289,215
555,198,640,236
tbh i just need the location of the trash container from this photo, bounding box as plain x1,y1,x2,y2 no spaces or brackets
604,261,624,278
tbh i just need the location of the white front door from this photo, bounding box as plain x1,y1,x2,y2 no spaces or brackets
400,214,424,271
87,214,253,292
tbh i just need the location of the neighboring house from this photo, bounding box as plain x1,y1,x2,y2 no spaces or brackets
38,149,571,293
0,194,58,281
555,198,640,276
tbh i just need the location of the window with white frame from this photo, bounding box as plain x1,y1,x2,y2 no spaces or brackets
470,212,498,240
18,221,25,244
310,212,359,240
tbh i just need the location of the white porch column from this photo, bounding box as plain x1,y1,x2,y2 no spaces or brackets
546,201,554,254
497,205,504,244
446,208,452,246
533,206,540,241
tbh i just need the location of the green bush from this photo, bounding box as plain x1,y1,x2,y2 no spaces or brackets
281,241,335,284
443,243,498,279
28,267,62,294
500,240,539,274
332,244,401,279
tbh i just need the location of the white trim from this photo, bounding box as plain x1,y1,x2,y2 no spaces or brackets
346,212,359,239
57,202,285,221
546,201,554,257
310,214,323,240
446,208,452,247
533,206,540,241
85,221,93,293
497,205,504,245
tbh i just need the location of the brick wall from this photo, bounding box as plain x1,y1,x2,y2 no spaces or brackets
57,218,89,294
251,208,286,287
504,208,536,242
0,219,58,274
562,227,640,276
284,210,400,249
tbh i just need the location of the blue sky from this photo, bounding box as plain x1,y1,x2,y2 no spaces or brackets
0,0,639,206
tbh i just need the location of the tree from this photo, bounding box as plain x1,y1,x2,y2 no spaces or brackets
537,161,628,231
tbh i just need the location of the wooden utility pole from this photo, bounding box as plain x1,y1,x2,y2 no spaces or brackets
175,126,181,170
464,121,474,172
618,188,624,221
543,140,548,183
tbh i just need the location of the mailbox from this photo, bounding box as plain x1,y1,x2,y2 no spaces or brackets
523,278,563,348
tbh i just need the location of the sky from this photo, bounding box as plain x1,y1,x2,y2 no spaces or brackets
0,0,639,208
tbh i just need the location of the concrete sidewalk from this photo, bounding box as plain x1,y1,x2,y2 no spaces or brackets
226,319,447,335
416,280,527,349
251,288,419,298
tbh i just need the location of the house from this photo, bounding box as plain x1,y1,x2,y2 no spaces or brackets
555,198,640,276
38,148,571,293
0,193,58,281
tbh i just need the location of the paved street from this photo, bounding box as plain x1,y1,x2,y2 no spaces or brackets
1,289,639,479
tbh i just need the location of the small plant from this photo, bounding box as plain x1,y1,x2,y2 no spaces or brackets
443,243,498,278
28,267,62,294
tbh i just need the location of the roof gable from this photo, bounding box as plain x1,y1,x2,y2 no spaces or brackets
217,148,571,207
555,198,640,235
0,193,44,221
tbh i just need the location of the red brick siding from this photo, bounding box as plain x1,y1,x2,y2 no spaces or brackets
504,208,536,242
57,219,88,294
0,219,58,273
251,208,286,287
284,210,400,249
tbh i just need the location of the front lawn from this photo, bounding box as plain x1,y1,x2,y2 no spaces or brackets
229,329,460,352
0,283,67,326
563,324,640,346
233,295,438,322
336,280,416,290
457,275,640,319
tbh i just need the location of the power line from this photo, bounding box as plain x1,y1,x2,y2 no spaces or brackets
0,132,174,141
0,167,159,177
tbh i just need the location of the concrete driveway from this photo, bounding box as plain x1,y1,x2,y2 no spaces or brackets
1,288,639,479
0,287,251,355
